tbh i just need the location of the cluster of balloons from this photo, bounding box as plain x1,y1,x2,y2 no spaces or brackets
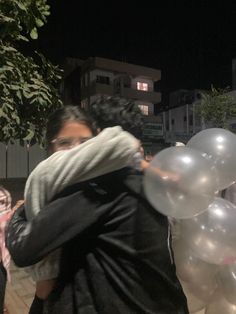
144,128,236,313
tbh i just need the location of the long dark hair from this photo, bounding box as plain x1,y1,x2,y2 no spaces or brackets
46,106,97,149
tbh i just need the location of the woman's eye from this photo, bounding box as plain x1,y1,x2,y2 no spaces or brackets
80,137,91,144
58,139,72,146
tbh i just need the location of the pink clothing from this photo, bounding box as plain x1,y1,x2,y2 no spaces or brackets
0,187,12,280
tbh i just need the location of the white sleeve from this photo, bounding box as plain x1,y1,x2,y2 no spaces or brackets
24,126,139,219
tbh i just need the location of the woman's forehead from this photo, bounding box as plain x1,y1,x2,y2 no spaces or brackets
58,121,93,137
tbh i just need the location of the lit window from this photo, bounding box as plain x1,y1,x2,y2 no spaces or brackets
137,82,148,91
139,105,149,116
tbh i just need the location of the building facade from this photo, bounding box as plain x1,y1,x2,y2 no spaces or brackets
163,89,236,145
0,58,164,179
163,89,202,145
63,57,164,153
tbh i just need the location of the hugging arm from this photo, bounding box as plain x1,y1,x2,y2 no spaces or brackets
25,126,138,218
6,187,106,267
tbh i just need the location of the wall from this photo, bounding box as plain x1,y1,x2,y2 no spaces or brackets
0,141,46,179
170,106,187,133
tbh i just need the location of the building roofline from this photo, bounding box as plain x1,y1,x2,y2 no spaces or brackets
65,56,161,80
90,57,161,80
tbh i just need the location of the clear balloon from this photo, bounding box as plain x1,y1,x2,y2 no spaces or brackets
180,273,218,304
144,146,217,219
206,296,236,314
181,281,207,313
187,128,236,191
224,182,236,205
173,240,218,286
217,263,236,305
181,197,236,265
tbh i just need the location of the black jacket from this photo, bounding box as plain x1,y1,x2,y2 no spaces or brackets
6,168,188,314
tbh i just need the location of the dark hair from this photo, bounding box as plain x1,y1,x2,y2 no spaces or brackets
89,96,144,138
46,106,97,148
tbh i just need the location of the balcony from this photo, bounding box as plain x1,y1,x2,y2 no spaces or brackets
81,81,161,104
81,81,114,98
122,87,161,103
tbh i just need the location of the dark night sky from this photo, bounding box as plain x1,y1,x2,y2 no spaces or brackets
32,0,236,97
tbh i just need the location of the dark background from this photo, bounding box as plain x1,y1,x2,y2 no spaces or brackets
31,0,236,98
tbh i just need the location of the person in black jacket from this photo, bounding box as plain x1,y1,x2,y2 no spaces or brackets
6,97,189,314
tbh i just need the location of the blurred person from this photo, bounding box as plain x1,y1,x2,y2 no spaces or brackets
7,97,188,314
0,187,11,314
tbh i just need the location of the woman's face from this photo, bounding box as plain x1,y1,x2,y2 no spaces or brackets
51,121,93,152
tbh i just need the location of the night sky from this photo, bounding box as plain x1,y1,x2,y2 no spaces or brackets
33,1,236,99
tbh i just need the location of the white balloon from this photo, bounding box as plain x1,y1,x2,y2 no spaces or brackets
187,128,236,190
181,198,236,265
217,263,236,305
173,240,218,286
181,281,207,313
192,310,206,314
224,182,236,205
206,296,236,314
144,146,217,219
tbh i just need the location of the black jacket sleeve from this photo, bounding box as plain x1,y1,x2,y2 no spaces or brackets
6,186,108,267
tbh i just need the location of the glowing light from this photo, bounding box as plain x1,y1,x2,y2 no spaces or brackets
200,176,208,183
217,144,224,150
214,208,224,217
216,136,224,143
182,156,192,164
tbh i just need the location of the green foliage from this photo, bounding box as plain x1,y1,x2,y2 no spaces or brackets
0,42,63,145
0,0,50,41
198,86,236,129
0,0,63,145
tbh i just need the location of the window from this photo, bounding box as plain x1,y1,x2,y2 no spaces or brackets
166,121,169,131
96,75,110,85
196,92,202,100
138,105,149,116
189,114,193,125
171,118,175,125
137,82,148,91
84,73,88,87
81,76,85,87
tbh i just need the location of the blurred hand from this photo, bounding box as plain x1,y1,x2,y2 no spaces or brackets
12,200,24,212
144,165,180,182
158,169,180,182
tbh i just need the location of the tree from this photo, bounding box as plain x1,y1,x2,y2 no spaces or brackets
0,0,63,146
198,86,236,129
